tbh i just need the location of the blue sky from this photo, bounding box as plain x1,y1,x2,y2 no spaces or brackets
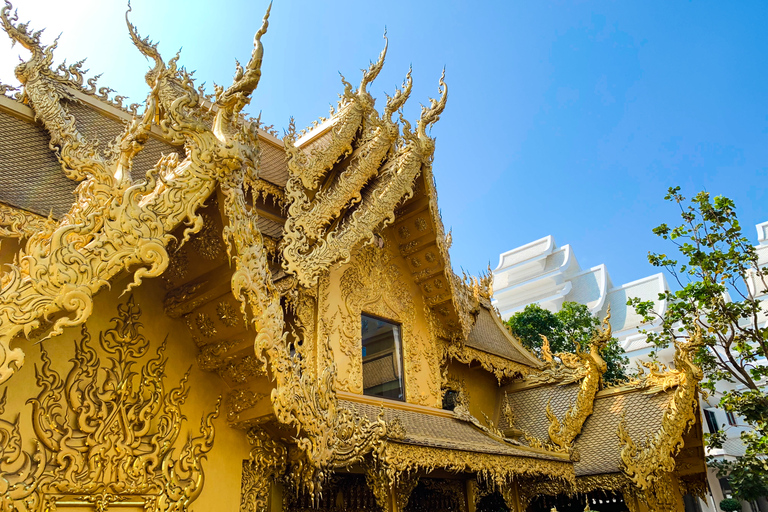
1,1,766,288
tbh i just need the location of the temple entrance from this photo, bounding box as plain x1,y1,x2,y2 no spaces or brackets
284,474,379,511
404,479,466,512
528,490,629,512
283,475,468,512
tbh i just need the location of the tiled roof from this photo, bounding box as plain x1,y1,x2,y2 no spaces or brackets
67,101,180,184
0,96,289,220
0,109,76,218
573,390,675,476
466,307,541,367
500,382,581,440
344,400,563,461
257,217,284,239
0,100,181,219
259,139,288,187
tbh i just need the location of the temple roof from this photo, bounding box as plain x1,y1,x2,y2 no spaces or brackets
0,92,288,219
344,399,566,462
466,306,542,368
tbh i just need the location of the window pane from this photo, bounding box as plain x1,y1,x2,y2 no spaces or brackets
704,409,719,433
361,314,404,401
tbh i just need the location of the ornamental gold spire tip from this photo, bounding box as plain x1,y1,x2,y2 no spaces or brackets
359,31,388,94
417,68,448,137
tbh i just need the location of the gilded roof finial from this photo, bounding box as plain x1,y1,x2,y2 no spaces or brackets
125,2,165,87
417,68,447,138
359,30,387,95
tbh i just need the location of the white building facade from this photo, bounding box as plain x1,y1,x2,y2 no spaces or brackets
492,222,768,512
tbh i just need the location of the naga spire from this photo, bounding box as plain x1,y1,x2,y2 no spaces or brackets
359,31,388,95
215,2,271,120
125,2,165,88
417,68,448,139
281,40,448,287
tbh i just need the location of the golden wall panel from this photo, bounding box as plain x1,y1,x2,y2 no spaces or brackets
0,277,250,511
321,232,442,408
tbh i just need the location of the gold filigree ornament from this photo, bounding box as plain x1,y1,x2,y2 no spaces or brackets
0,296,220,511
617,329,704,512
0,1,273,385
280,34,448,288
545,309,611,453
239,428,287,512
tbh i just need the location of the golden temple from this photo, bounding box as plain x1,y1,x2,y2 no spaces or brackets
0,3,706,511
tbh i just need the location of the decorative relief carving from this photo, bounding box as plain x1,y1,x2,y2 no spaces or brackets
191,213,225,260
240,428,287,512
415,217,428,232
196,312,218,338
197,338,243,371
217,300,244,327
337,244,439,405
0,2,271,385
218,355,267,384
444,344,532,383
0,296,220,511
617,331,704,511
280,37,448,288
378,443,574,492
0,203,55,248
228,389,267,420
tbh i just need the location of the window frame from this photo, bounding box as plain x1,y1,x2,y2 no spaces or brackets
360,312,406,402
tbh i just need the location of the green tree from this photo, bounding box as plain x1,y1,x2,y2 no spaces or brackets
505,301,628,385
628,187,768,502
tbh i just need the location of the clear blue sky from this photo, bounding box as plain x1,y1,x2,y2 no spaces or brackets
1,1,766,288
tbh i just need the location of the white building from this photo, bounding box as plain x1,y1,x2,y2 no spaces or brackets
492,222,768,512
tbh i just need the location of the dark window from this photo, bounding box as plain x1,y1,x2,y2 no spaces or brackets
719,477,733,499
361,314,404,401
726,411,737,426
704,409,719,433
442,389,460,411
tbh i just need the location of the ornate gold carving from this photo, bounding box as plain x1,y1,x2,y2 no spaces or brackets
0,2,271,384
545,311,611,453
240,428,287,512
250,177,286,209
337,244,440,405
617,331,704,511
280,37,448,288
218,300,244,327
0,296,220,510
227,389,267,422
196,312,218,338
0,203,54,247
364,464,419,511
379,443,574,491
443,375,470,409
191,213,224,260
445,344,533,383
197,338,243,371
219,354,267,383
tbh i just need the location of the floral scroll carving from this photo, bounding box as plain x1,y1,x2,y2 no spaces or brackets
0,296,220,511
337,245,440,406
